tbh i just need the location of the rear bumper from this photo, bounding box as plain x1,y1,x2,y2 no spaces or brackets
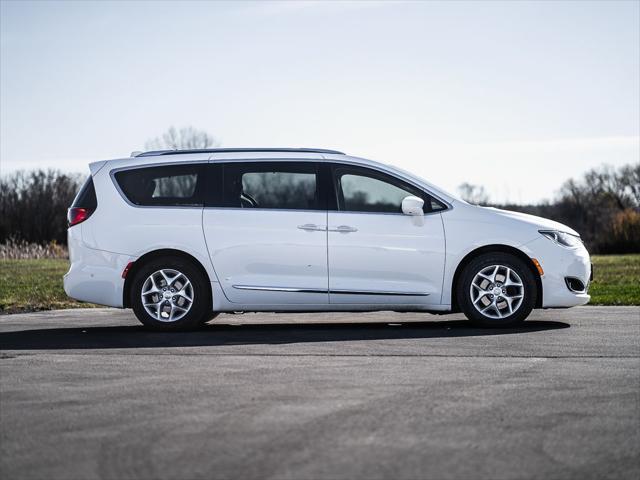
63,227,132,308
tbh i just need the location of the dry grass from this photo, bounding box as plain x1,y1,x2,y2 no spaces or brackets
0,239,68,260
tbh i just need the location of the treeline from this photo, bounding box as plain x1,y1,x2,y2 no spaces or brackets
0,170,82,245
491,163,640,254
0,163,638,254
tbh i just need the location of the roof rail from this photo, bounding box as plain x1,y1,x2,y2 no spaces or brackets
134,148,345,158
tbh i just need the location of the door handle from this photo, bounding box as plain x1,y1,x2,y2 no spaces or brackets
329,225,358,233
297,224,326,232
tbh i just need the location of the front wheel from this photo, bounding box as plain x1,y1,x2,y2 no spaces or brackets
457,253,537,327
130,256,211,331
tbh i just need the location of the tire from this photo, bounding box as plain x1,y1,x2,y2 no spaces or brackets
130,256,211,331
457,252,537,327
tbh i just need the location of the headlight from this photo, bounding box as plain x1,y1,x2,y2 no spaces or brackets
539,230,582,248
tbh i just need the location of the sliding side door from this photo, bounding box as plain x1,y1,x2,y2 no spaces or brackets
202,161,329,306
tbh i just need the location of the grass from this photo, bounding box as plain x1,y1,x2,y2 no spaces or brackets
0,255,638,314
0,259,97,314
589,254,640,306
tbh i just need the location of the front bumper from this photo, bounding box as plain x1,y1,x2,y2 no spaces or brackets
521,236,591,308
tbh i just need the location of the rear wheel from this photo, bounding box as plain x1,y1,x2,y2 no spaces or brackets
131,256,210,331
457,253,536,327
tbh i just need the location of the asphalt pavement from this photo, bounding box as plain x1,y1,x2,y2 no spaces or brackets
1,306,639,480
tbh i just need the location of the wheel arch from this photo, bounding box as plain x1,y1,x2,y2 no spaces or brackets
450,244,543,312
123,248,212,308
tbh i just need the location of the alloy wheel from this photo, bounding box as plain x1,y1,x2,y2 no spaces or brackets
140,269,194,322
469,264,524,319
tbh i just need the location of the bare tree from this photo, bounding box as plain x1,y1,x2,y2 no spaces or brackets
457,182,490,205
0,170,83,245
618,163,640,208
145,126,219,151
560,162,640,210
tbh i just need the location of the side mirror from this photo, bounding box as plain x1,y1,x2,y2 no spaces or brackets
401,196,424,216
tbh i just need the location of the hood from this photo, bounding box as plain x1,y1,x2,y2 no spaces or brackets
481,207,580,236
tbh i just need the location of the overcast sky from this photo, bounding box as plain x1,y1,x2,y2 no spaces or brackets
1,0,638,203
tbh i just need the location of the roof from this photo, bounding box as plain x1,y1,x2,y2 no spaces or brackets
133,148,345,158
92,150,458,205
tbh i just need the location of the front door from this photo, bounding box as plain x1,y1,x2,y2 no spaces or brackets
327,164,446,305
202,161,328,305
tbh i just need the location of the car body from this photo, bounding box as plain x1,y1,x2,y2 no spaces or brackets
64,148,591,329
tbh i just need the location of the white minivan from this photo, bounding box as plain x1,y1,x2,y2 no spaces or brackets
64,148,591,330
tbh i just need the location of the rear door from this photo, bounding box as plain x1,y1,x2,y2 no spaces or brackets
327,164,446,305
202,161,329,305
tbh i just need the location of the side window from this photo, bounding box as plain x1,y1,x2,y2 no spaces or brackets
334,166,443,214
339,174,413,213
223,162,320,210
71,176,97,209
114,164,205,206
429,198,447,212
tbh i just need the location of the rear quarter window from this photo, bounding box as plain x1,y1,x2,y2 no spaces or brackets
113,164,205,207
71,176,97,209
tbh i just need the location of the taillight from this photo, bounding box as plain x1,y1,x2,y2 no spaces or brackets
67,207,93,227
